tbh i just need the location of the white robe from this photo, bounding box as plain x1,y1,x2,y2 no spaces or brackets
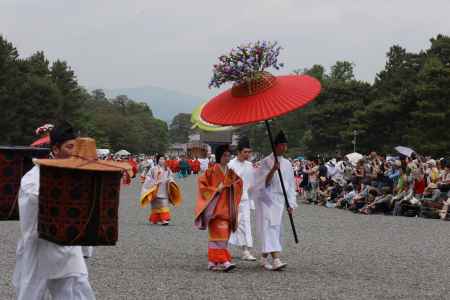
140,166,173,199
254,154,297,253
228,158,255,248
13,166,95,300
82,246,95,259
199,158,209,172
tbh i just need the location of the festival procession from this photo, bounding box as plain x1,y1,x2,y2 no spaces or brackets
1,2,450,299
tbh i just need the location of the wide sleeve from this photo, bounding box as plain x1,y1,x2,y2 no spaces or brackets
228,170,243,207
194,168,221,220
285,161,298,209
17,166,40,242
247,164,257,210
197,168,219,203
251,157,273,206
17,190,39,241
140,167,158,196
262,156,276,187
247,163,256,193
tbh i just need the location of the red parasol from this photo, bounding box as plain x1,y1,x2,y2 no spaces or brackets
201,42,322,243
30,135,50,147
201,72,321,126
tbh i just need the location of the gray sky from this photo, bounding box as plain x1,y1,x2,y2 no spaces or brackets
2,0,449,98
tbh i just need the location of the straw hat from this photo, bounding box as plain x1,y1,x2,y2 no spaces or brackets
35,137,132,175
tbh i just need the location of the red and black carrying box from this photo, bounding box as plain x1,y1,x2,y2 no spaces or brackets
0,146,50,220
38,166,122,246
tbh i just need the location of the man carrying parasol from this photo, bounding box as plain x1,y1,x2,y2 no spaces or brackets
254,130,297,270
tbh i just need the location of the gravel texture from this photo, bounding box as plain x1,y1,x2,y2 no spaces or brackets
1,175,449,299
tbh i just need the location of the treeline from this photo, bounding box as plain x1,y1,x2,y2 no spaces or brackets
241,34,450,158
0,35,168,154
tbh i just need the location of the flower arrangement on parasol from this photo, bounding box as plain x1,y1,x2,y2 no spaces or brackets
208,40,284,89
202,41,322,243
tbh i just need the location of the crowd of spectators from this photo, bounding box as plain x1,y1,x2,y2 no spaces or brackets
293,152,450,220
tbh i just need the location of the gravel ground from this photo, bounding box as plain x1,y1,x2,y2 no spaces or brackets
1,175,449,299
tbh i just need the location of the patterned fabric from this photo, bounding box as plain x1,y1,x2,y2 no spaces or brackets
38,166,122,245
0,147,49,220
194,163,243,263
149,197,171,223
208,241,231,263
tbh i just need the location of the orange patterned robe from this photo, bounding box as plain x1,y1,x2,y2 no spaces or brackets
194,164,243,263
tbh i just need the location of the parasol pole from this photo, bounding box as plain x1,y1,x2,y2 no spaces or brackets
264,120,299,244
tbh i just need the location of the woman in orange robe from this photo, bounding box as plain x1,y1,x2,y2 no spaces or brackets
194,145,242,272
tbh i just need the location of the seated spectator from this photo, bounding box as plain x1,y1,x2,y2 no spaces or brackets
336,185,356,209
413,169,426,197
438,160,450,192
349,183,369,212
364,186,393,214
426,159,440,183
422,183,441,202
439,192,450,220
393,183,420,216
317,177,332,206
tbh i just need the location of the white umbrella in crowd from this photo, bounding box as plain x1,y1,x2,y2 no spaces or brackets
115,149,130,156
394,146,415,157
96,149,110,157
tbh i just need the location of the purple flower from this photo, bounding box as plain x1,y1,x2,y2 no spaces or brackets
209,40,284,88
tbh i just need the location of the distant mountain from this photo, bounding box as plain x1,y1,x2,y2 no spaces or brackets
104,86,203,122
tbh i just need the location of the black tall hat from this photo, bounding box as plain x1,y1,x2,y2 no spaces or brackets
50,121,77,146
237,136,251,151
215,144,230,163
274,130,288,145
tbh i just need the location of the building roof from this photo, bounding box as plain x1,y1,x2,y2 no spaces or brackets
200,131,233,144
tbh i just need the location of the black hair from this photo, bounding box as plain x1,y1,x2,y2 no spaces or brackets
215,145,230,163
50,121,77,146
156,154,165,164
237,136,251,152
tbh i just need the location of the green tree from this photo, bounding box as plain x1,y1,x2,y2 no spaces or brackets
169,113,193,143
330,61,355,82
51,60,87,122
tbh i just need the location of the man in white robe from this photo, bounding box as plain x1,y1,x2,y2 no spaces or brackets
13,121,95,300
254,130,297,271
228,137,256,261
